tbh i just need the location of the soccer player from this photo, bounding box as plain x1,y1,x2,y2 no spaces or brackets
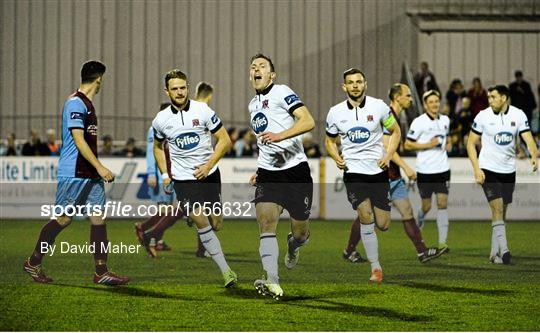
466,85,537,264
326,68,401,283
248,53,315,299
152,69,237,287
404,90,451,253
342,84,444,264
23,61,129,285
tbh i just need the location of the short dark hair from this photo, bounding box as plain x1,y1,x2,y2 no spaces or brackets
164,69,188,88
388,83,406,101
81,61,106,84
422,89,440,102
342,68,366,82
195,81,214,99
514,70,523,78
487,85,510,99
250,53,275,72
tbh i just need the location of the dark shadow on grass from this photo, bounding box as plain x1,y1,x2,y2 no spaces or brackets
392,281,514,296
54,283,202,301
284,299,431,322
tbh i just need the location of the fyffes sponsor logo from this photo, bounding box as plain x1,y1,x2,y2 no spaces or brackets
251,112,268,134
347,127,370,143
494,132,513,146
175,132,200,150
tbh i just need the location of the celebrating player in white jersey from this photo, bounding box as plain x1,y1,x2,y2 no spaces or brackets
326,68,401,283
466,85,538,265
152,69,237,288
248,54,315,299
404,90,451,253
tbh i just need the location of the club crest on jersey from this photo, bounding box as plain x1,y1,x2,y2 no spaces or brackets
251,112,268,134
347,126,370,143
192,119,200,126
262,100,269,109
367,115,373,122
494,132,513,146
174,132,200,150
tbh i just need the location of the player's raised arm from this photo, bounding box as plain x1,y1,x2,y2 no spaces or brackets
194,126,232,180
259,106,315,144
71,128,113,182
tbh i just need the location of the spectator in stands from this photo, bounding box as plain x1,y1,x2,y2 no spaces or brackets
100,134,115,156
225,127,239,157
234,129,257,157
46,129,60,156
457,97,473,139
22,129,50,156
414,61,440,98
3,133,18,156
115,137,144,157
467,77,489,116
509,70,537,132
446,79,466,118
302,132,321,158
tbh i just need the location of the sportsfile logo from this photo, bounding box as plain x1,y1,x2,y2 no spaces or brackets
175,132,200,150
494,132,513,146
251,112,268,134
347,126,370,143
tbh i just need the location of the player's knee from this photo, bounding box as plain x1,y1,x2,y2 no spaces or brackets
56,216,72,227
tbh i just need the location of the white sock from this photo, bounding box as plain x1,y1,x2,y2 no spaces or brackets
436,209,449,245
492,221,509,254
490,226,498,257
198,225,229,273
360,223,380,270
259,233,279,284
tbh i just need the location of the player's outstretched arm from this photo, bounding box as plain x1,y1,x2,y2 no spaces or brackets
520,131,538,172
259,106,315,144
466,130,485,184
71,129,114,182
325,135,346,170
194,127,232,180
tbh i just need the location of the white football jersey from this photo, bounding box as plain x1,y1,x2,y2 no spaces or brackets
472,105,530,173
152,100,222,180
326,96,394,175
407,113,450,174
248,83,308,170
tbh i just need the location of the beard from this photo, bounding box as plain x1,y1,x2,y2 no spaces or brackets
171,96,187,109
347,90,364,102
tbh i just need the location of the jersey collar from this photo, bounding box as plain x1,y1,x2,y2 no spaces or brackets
257,83,274,96
346,97,366,110
425,112,439,120
170,100,191,114
492,104,510,115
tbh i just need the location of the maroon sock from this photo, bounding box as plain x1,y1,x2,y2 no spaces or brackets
346,217,361,254
403,218,427,254
141,215,162,233
147,215,178,239
91,224,108,274
30,219,65,266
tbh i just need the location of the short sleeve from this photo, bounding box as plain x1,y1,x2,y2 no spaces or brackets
325,111,338,138
471,113,484,135
279,85,304,115
65,98,86,129
518,111,531,134
407,119,421,142
152,117,165,141
380,104,396,130
204,106,223,134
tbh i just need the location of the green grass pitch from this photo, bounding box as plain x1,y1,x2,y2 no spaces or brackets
1,218,539,331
